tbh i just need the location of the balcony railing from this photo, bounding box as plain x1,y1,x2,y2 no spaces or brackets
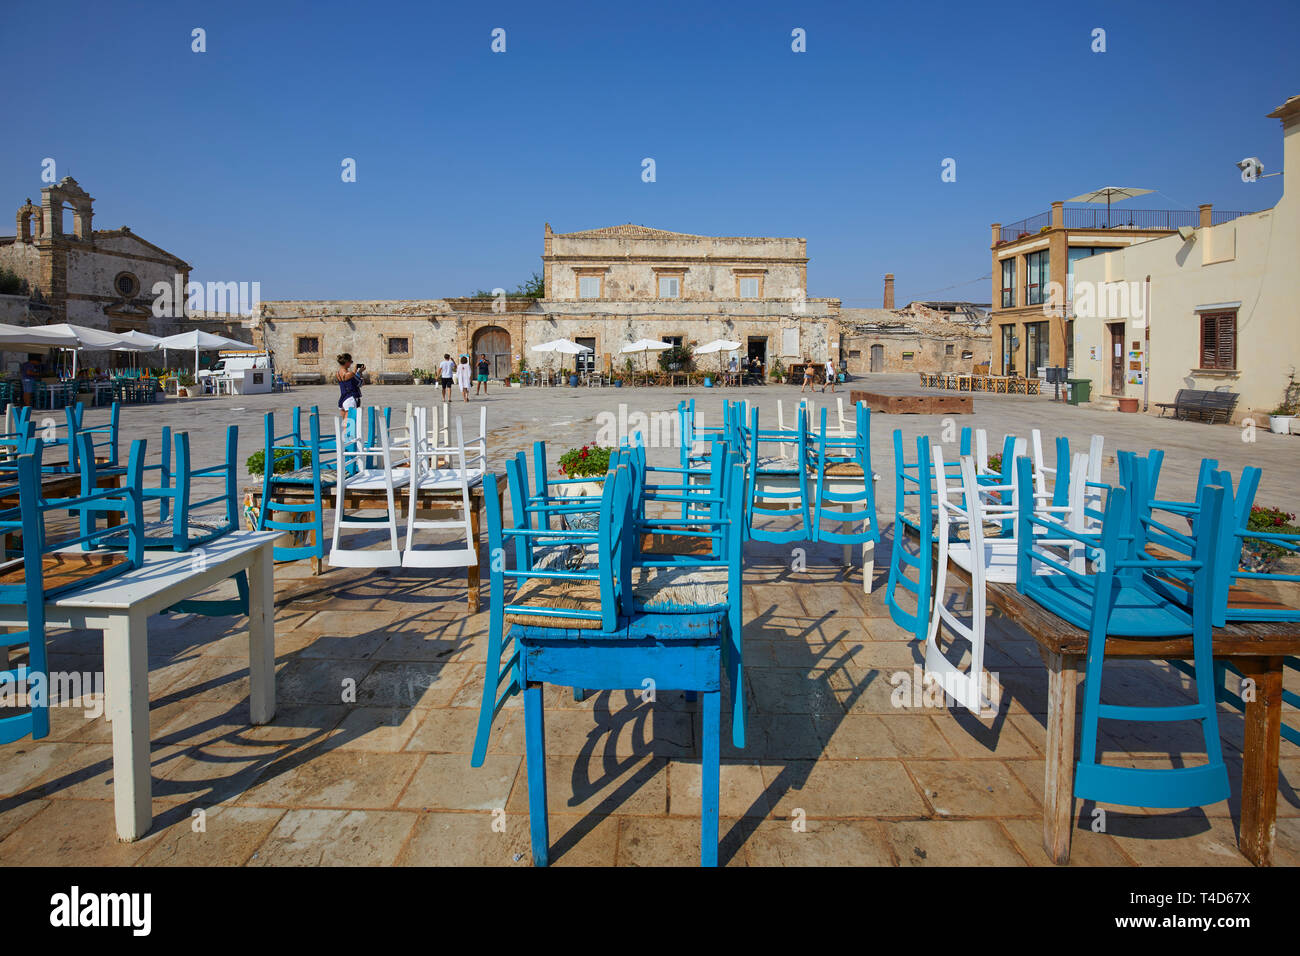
997,208,1253,244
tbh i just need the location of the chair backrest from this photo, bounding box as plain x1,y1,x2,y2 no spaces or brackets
169,425,239,548
66,401,120,471
891,430,935,536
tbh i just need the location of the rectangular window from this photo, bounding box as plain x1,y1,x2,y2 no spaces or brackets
902,351,914,361
578,275,601,299
1000,258,1016,308
739,276,760,299
297,336,319,355
387,337,409,355
662,335,683,348
944,344,954,356
658,275,680,298
1001,325,1015,374
961,349,973,361
1199,310,1236,369
576,336,596,373
1025,250,1050,306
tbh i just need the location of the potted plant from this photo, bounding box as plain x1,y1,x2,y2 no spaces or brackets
411,367,433,385
613,376,624,388
176,371,195,397
1267,367,1299,434
770,358,786,383
1241,505,1299,573
556,444,612,499
509,372,522,388
246,448,312,476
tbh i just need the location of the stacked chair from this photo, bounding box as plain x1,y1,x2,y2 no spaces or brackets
471,430,747,866
0,433,145,742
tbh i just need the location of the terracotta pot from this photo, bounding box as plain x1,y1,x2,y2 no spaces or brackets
1117,397,1139,413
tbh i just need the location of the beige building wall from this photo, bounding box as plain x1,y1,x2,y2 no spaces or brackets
1071,94,1300,422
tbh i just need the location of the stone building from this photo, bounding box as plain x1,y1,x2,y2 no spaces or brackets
256,223,843,381
838,276,992,376
0,178,192,334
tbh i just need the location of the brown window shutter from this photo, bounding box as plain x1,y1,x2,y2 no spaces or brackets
1218,312,1236,370
1200,314,1217,368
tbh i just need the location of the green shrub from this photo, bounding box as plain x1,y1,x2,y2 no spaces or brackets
247,448,312,476
657,345,693,372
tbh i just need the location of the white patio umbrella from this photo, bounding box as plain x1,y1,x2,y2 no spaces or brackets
110,329,163,371
618,338,671,373
156,329,254,377
0,322,79,349
694,339,742,381
41,323,153,376
1065,186,1153,228
531,338,593,378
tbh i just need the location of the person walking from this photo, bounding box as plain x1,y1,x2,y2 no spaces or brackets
457,354,472,402
800,356,815,393
438,353,456,402
823,355,837,393
475,353,491,395
336,353,364,416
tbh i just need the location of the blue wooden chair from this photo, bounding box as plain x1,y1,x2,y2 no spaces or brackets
257,408,337,564
811,404,880,551
886,432,936,643
66,402,121,476
473,458,737,866
744,404,812,543
1015,455,1231,809
0,434,145,743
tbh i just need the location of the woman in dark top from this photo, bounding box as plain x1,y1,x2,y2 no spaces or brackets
336,353,363,416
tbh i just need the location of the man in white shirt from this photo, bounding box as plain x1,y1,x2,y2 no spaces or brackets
438,353,456,402
823,356,837,393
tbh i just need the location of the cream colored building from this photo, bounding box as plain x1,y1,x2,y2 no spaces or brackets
1070,94,1299,421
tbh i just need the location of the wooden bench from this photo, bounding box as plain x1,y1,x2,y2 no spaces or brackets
292,372,324,385
1154,388,1239,423
850,390,972,415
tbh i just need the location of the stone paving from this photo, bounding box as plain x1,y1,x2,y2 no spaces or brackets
0,376,1296,866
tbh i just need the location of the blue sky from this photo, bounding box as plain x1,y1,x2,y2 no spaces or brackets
2,0,1294,306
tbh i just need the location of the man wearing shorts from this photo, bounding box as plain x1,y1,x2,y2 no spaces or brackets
475,353,490,394
438,353,455,402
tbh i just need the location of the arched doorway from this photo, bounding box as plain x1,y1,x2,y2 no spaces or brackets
472,326,511,379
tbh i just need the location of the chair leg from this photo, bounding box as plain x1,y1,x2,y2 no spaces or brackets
701,688,720,867
524,680,550,866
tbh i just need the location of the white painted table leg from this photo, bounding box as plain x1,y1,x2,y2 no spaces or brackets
248,545,276,725
862,539,875,595
103,610,151,841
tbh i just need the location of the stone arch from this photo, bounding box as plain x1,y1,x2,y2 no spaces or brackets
471,325,512,379
40,177,94,240
16,199,42,243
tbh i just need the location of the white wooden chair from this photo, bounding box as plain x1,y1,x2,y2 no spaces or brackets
329,415,410,568
403,416,483,568
925,447,1087,715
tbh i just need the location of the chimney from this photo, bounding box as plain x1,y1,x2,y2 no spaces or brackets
883,274,895,309
1198,204,1213,229
1051,201,1064,229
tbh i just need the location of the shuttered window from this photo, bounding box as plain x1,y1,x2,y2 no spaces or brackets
1199,310,1236,370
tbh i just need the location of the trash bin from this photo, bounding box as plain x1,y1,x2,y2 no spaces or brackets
1067,378,1091,405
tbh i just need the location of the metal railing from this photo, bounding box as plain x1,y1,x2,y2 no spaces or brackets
997,208,1253,244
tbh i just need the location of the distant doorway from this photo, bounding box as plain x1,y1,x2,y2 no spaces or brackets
1108,322,1125,395
869,344,884,373
472,326,511,379
746,336,767,375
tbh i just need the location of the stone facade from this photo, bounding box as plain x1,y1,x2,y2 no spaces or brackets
257,224,843,382
840,304,992,376
0,177,224,371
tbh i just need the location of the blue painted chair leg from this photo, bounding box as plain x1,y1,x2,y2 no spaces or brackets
524,680,550,866
572,687,585,702
701,689,720,867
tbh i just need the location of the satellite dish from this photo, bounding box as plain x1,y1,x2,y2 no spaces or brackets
1237,156,1264,182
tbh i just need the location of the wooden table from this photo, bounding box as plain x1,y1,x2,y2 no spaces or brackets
247,480,503,611
850,390,972,415
943,556,1299,866
0,530,278,840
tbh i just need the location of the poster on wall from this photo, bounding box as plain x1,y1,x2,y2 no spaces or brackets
1089,345,1098,361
